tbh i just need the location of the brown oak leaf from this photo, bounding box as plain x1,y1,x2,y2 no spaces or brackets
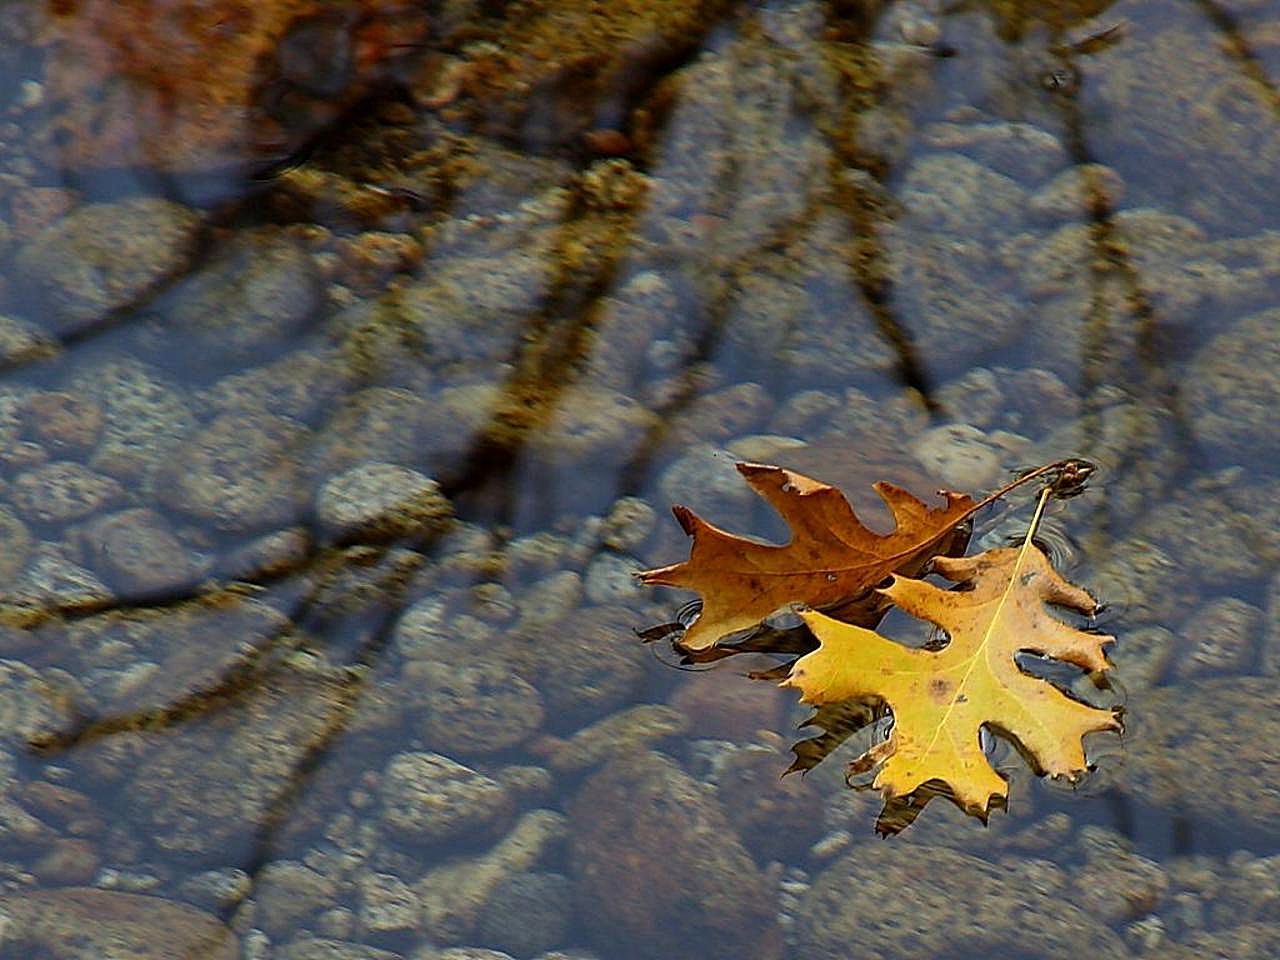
638,461,975,651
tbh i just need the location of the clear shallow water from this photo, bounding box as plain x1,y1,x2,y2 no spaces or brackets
0,0,1278,958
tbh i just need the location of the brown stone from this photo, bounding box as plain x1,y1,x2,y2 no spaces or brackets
0,888,238,959
570,751,781,960
37,0,429,175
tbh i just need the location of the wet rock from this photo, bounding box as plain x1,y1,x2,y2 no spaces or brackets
1068,826,1167,924
157,411,311,531
71,508,210,596
935,368,1005,429
533,705,687,774
1090,28,1280,233
378,751,513,846
665,382,774,447
202,348,353,421
582,552,643,605
899,153,1029,237
8,461,123,525
919,121,1067,183
123,669,354,857
0,888,237,959
527,386,657,493
16,198,202,331
357,871,420,935
0,658,76,747
1161,925,1280,960
599,496,656,551
1123,676,1280,835
667,671,788,743
1110,626,1176,693
794,842,1127,959
909,423,1003,491
71,358,197,482
1135,474,1280,589
0,506,31,582
308,386,457,477
569,751,780,960
157,230,323,363
22,391,103,453
417,809,568,943
715,744,825,864
278,939,403,960
475,872,572,958
1028,163,1125,221
512,605,647,731
179,868,253,912
315,462,453,543
2,541,114,616
1185,310,1280,466
407,659,545,756
38,0,428,177
1172,597,1263,681
0,314,59,367
31,837,100,884
458,0,735,148
256,860,340,939
66,596,289,718
658,445,756,532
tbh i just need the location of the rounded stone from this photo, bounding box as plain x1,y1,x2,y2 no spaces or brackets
0,888,237,960
0,506,32,582
379,751,512,845
315,462,452,543
16,198,202,331
70,358,197,482
73,508,210,596
794,842,1127,959
475,872,572,957
909,423,1003,491
1172,597,1263,681
513,605,647,732
569,751,780,960
255,860,338,939
1186,310,1280,466
156,411,310,531
8,461,123,524
406,660,546,756
23,391,104,453
1123,676,1280,835
158,229,322,361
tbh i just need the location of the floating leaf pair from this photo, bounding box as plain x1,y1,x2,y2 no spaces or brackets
640,460,1120,832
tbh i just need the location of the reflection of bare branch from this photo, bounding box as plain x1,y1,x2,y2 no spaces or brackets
1189,0,1280,115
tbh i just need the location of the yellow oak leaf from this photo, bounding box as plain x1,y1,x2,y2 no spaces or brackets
638,462,975,651
783,543,1120,818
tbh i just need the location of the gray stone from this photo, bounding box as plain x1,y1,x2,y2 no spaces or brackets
1186,310,1280,466
794,842,1127,959
1173,597,1264,681
157,411,311,531
909,423,1003,491
1123,676,1280,835
8,461,123,524
71,357,197,482
159,229,322,361
278,939,403,960
476,872,571,957
256,860,339,939
406,659,545,756
379,751,512,845
16,198,202,331
72,507,210,596
316,462,453,543
0,888,236,959
123,670,354,856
